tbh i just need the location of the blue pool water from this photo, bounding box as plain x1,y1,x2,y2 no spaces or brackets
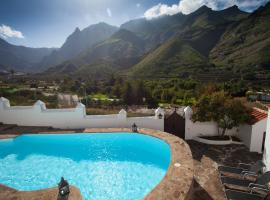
0,133,171,200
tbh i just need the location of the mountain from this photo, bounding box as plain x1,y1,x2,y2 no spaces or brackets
77,29,145,66
36,4,270,83
45,29,145,78
121,5,248,51
39,22,118,70
120,13,186,50
129,37,210,78
210,2,270,80
127,5,249,78
0,38,55,72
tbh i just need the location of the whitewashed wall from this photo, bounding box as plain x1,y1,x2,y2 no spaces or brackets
184,106,267,153
250,118,267,153
263,109,270,171
184,106,238,140
0,97,164,131
237,124,252,150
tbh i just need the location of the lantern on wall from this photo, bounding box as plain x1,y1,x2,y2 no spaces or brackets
158,113,163,119
132,123,138,132
58,177,70,198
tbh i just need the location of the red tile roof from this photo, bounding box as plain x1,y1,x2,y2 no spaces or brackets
249,108,268,125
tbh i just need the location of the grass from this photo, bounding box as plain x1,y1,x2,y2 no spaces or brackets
90,93,110,101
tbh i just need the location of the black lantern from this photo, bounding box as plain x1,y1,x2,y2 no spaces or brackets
132,123,138,132
58,177,70,198
158,113,163,119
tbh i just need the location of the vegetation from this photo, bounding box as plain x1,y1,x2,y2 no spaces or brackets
210,3,270,79
192,89,251,136
130,37,210,78
0,87,57,108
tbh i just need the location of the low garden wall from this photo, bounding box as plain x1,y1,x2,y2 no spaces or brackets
193,136,242,145
0,97,164,131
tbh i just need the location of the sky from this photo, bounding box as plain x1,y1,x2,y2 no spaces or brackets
0,0,269,48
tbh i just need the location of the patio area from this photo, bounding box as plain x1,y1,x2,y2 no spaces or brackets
189,140,262,200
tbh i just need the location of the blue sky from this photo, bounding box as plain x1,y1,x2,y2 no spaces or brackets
0,0,269,48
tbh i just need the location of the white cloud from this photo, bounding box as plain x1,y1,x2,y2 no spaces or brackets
106,8,112,17
136,3,141,8
0,24,24,39
237,0,269,11
144,3,180,19
144,0,268,19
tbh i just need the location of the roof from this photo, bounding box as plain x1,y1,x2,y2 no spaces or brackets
249,108,268,125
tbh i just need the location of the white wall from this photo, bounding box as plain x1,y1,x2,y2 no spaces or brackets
237,124,252,150
0,97,164,131
250,118,267,153
263,109,270,171
184,106,238,140
184,106,267,153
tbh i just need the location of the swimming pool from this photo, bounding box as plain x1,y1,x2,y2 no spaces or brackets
0,133,171,200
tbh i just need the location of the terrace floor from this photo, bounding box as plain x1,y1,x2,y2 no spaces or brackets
188,140,262,200
0,124,263,200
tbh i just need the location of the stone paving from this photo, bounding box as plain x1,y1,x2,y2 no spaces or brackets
188,140,262,200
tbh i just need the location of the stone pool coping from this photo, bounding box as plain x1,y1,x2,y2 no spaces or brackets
0,128,194,200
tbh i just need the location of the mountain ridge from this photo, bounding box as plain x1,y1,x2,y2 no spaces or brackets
0,38,56,72
1,4,270,83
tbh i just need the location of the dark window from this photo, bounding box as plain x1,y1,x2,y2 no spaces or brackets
262,132,266,152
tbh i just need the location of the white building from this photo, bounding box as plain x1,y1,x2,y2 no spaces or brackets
238,108,268,153
263,108,270,171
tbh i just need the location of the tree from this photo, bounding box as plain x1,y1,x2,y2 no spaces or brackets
112,84,121,98
121,82,133,105
192,91,251,136
9,69,15,75
134,81,145,105
218,99,251,136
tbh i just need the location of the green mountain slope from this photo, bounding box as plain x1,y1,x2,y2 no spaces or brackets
129,37,209,78
45,29,145,78
210,2,270,78
127,5,249,79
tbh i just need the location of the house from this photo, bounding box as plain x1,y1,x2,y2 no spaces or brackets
247,91,270,102
263,107,270,171
238,108,268,153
